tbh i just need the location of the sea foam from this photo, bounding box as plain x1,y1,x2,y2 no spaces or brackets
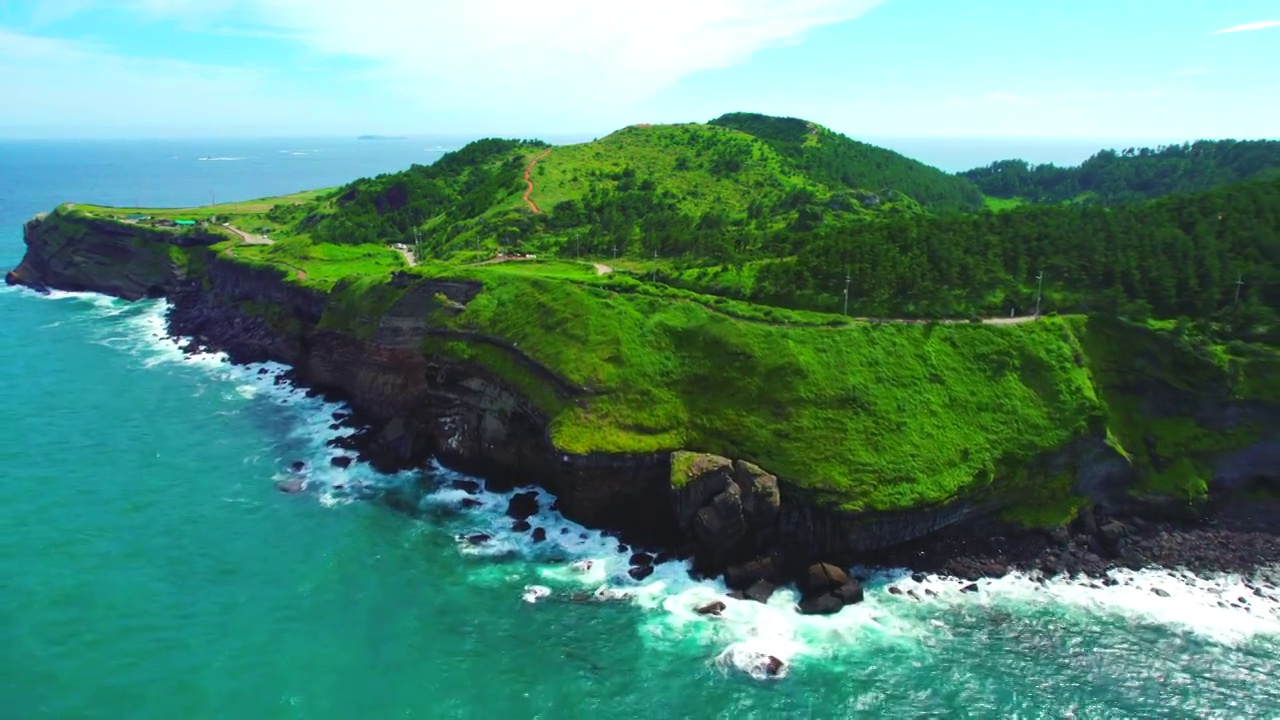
32,288,1280,681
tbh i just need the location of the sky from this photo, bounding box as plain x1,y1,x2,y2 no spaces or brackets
0,0,1278,141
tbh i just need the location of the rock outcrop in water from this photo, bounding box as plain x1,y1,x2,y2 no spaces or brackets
9,211,1280,588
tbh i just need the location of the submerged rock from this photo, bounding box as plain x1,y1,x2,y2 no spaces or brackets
628,565,654,581
531,527,547,543
697,601,726,616
329,456,352,469
512,519,532,533
507,491,539,521
451,479,481,495
275,478,305,494
764,656,785,678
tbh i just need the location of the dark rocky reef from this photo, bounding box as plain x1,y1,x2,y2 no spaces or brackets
9,212,1280,608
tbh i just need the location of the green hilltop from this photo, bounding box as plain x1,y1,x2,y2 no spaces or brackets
43,112,1279,521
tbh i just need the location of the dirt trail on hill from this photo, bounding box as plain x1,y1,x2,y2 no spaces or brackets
593,263,612,275
522,149,553,213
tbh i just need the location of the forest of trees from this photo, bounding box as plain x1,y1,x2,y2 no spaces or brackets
961,140,1280,205
298,126,1277,328
711,112,985,213
739,176,1278,331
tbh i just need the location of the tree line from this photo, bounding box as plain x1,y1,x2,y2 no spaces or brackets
961,140,1280,205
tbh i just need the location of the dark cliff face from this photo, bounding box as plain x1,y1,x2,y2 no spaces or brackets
10,214,1277,572
6,213,220,300
159,251,682,544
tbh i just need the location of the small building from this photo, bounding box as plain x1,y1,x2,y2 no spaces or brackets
175,219,197,227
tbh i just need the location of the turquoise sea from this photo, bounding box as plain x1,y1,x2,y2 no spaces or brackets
1,138,1278,719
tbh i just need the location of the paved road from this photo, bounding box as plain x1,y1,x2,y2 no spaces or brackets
222,223,272,245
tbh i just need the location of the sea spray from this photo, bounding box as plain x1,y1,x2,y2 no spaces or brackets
25,286,1280,683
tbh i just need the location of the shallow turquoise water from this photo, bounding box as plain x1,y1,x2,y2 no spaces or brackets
1,141,1278,719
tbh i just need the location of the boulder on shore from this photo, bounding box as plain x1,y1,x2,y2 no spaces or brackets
796,561,864,615
745,580,776,604
801,562,851,595
725,555,784,590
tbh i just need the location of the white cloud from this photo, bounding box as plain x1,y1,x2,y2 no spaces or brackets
19,0,883,132
0,29,372,136
1211,20,1280,35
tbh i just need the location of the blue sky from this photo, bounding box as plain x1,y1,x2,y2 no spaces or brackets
0,0,1277,140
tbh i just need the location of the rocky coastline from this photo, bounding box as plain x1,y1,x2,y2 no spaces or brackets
8,213,1280,617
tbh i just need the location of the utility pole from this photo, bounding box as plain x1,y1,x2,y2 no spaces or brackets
1235,274,1244,304
613,245,617,261
843,273,851,316
652,250,658,283
1035,271,1045,317
211,190,216,206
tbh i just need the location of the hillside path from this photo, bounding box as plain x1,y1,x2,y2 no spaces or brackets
222,223,272,245
522,149,553,213
593,263,613,275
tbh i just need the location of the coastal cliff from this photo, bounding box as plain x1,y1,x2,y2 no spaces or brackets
9,211,1279,587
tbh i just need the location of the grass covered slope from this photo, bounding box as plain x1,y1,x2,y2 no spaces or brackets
18,208,1276,520
404,265,1104,512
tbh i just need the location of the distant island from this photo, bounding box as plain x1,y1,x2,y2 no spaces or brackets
8,112,1278,613
356,135,408,141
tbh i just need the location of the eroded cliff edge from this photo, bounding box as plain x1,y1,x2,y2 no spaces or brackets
9,211,1280,589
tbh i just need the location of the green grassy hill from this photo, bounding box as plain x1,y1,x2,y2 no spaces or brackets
297,115,973,262
31,178,1280,522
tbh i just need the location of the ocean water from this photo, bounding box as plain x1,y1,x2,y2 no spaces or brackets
1,139,1278,719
